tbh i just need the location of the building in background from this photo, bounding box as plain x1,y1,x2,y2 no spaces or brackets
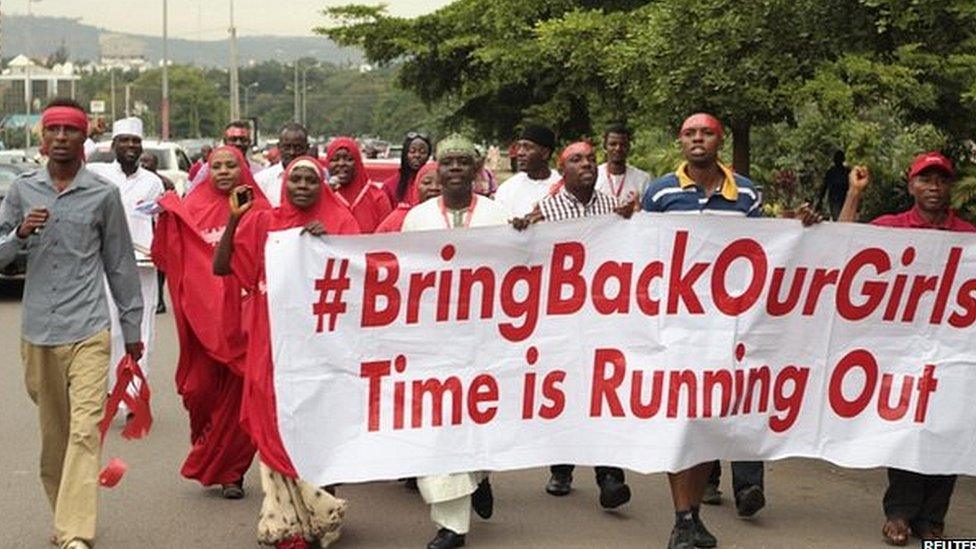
0,54,80,115
98,33,149,71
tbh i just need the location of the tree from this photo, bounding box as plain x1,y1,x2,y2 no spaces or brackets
130,66,228,138
321,0,976,181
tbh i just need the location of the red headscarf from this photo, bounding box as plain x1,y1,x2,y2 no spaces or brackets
183,145,270,236
325,137,393,233
231,155,359,476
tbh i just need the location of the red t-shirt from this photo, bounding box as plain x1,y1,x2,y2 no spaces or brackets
871,206,976,233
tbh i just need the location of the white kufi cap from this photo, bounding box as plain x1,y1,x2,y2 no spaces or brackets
112,117,144,139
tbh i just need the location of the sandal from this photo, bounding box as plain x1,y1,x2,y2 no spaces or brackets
882,518,910,546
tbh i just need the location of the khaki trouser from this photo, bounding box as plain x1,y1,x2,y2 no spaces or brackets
22,330,110,546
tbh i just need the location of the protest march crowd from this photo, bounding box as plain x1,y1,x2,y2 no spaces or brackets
0,97,971,549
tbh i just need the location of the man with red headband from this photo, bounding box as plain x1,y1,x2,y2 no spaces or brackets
0,98,144,549
642,113,763,549
188,120,262,192
838,153,971,545
512,141,636,510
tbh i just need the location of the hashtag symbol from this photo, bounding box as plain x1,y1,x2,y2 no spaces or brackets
313,258,350,333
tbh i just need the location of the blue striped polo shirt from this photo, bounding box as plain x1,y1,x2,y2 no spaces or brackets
641,162,762,217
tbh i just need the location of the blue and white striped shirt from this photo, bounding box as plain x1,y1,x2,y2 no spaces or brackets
642,162,762,217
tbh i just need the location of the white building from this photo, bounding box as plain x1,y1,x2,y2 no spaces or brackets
0,55,80,114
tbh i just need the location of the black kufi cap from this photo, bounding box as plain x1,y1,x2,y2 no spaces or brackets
520,124,556,150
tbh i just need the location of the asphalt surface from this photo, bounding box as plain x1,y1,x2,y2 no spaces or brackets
0,280,973,548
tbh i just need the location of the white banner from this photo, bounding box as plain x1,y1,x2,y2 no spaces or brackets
265,214,976,486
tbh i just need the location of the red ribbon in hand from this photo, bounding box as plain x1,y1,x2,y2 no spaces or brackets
96,353,153,488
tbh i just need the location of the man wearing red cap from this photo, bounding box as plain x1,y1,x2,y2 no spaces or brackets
0,99,144,549
642,113,764,549
838,153,971,544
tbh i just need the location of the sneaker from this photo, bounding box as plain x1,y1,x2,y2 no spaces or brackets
221,478,245,499
668,521,697,549
702,484,722,505
735,485,766,518
598,475,631,509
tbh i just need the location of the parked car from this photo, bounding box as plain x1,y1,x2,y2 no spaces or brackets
0,163,33,278
87,140,192,194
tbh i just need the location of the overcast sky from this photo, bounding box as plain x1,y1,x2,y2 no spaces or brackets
7,1,452,39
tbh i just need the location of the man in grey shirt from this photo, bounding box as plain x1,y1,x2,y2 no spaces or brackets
0,98,143,549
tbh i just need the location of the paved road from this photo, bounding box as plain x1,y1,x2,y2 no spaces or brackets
0,280,973,548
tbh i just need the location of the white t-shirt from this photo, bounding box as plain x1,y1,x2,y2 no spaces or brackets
401,194,510,232
87,161,165,265
493,170,562,217
595,163,652,207
254,162,284,207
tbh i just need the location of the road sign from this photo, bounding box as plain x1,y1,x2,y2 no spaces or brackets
90,100,106,114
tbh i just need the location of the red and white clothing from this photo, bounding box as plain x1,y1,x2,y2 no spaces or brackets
401,192,507,535
254,162,285,207
595,162,651,207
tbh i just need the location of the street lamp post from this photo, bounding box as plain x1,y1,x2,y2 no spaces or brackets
162,0,170,140
229,0,241,121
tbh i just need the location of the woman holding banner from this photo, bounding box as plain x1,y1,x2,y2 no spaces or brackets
213,156,358,548
151,146,266,499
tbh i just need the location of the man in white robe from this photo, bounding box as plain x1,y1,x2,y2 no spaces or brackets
87,117,164,403
401,135,506,549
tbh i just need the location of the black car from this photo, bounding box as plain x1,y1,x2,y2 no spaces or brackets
0,162,33,278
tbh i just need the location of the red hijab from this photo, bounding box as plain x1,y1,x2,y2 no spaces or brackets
183,145,271,236
233,156,359,476
326,137,393,233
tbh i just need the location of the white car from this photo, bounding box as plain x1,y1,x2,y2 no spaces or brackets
88,140,192,194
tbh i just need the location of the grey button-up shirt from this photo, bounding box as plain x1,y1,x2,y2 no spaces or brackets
0,166,143,345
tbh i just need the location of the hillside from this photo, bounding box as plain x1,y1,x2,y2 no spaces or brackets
0,15,361,66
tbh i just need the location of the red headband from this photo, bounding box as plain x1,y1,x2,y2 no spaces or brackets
224,126,250,139
42,107,89,133
558,141,594,169
680,113,723,140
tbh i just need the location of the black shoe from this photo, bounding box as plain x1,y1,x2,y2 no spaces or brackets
426,528,465,549
403,477,419,491
692,515,717,548
221,477,245,499
702,484,722,505
598,476,631,509
471,478,493,519
735,485,766,518
668,521,696,549
545,471,572,496
155,302,166,315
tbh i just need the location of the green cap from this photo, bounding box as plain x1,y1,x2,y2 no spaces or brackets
436,134,478,161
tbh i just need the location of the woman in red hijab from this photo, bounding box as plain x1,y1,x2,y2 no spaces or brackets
213,157,358,549
325,137,393,233
151,146,268,499
375,161,441,233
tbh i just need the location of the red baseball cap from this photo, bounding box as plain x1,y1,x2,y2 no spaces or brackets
908,152,954,180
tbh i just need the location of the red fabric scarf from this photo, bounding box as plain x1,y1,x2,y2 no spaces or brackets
151,146,270,486
232,156,359,476
326,137,393,233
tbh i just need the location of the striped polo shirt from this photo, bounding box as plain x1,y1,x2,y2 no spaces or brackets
539,186,618,222
641,162,762,217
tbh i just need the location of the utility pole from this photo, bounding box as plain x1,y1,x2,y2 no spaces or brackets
293,61,300,123
301,66,308,126
24,0,35,149
110,69,117,122
162,0,170,139
228,0,241,121
125,84,132,117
